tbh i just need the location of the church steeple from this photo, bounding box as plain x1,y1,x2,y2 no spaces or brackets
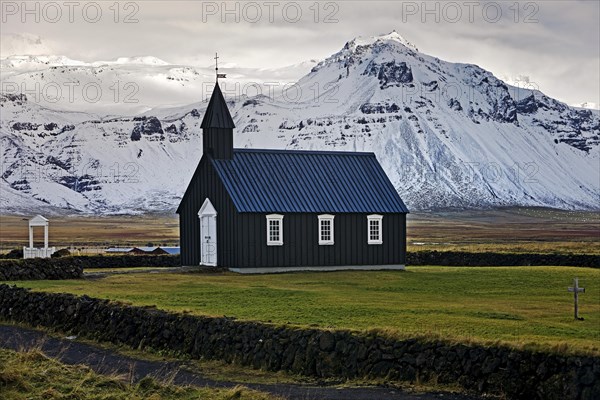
201,82,235,159
201,83,235,130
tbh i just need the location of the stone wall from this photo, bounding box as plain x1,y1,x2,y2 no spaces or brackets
0,284,597,399
407,251,599,268
67,255,181,269
0,255,180,281
0,258,83,280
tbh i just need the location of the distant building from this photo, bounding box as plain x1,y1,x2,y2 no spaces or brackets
177,83,409,273
106,247,135,254
105,246,180,255
155,247,181,255
129,247,154,255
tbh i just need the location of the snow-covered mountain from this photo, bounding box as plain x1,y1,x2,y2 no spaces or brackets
574,102,600,111
1,31,598,214
1,54,319,115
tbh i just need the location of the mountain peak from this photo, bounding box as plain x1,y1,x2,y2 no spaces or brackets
350,31,418,52
310,31,419,74
112,56,170,65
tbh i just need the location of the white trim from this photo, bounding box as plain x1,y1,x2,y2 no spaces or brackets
266,214,284,246
198,198,217,216
229,264,405,274
367,214,383,245
29,215,49,226
318,214,335,245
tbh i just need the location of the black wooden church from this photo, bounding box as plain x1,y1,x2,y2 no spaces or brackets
177,83,409,273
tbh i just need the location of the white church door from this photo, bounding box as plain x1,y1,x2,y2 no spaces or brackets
198,199,217,266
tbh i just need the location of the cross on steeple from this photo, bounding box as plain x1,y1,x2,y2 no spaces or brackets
215,52,219,78
215,52,226,82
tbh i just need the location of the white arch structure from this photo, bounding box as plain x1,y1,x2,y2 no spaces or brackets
23,215,56,259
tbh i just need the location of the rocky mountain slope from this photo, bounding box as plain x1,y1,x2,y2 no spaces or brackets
1,32,598,214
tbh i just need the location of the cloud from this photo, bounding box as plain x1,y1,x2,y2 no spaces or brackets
0,1,598,105
0,33,54,57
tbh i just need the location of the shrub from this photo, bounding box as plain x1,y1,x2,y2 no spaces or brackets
51,249,71,258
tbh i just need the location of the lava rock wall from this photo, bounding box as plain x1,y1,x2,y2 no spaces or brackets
0,284,597,399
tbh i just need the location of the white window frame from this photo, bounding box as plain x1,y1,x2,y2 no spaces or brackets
367,214,383,245
266,214,284,246
318,214,335,245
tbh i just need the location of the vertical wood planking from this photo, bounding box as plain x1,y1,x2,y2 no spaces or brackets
230,213,406,268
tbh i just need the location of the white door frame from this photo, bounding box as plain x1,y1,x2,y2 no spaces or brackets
198,198,217,266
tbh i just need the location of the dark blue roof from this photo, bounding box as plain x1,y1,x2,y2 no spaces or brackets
159,247,181,255
211,149,408,213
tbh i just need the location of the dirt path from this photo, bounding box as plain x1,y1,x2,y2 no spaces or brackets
0,325,483,400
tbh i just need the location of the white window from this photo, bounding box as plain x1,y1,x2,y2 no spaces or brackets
367,214,383,245
266,214,283,246
318,214,335,245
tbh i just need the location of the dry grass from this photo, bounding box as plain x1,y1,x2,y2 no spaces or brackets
407,241,599,255
0,214,179,250
0,347,281,400
2,207,597,254
407,207,599,254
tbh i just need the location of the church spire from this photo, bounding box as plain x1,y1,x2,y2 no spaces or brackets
201,82,235,130
201,68,235,159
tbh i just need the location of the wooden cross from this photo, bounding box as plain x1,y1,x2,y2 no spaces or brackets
568,277,585,320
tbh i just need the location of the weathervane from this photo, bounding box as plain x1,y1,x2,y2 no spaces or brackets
215,52,226,82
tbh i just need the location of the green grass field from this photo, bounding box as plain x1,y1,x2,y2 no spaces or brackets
10,267,599,355
0,348,279,400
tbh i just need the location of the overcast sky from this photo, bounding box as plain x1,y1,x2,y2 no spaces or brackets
1,0,599,106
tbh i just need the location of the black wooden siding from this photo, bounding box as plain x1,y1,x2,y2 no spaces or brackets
178,157,237,266
230,213,406,268
203,128,233,160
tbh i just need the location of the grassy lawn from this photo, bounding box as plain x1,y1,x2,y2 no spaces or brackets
83,266,176,273
9,267,599,355
0,348,279,400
